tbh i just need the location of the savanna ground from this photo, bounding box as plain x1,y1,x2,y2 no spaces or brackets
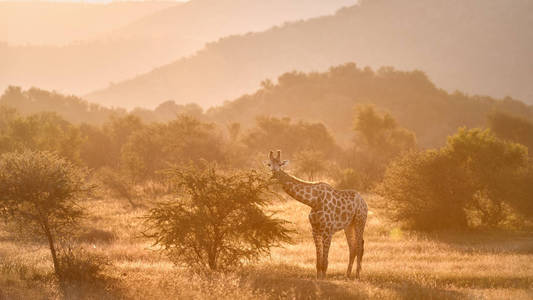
1,193,532,299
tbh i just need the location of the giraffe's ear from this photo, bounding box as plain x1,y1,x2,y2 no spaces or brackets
280,160,289,167
268,151,274,160
276,150,281,161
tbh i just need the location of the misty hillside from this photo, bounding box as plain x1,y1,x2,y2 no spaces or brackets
0,1,177,45
207,63,533,148
4,64,532,148
111,0,357,41
86,0,533,109
0,0,356,96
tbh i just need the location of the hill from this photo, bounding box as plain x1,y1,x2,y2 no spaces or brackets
207,63,533,148
0,86,124,125
111,0,357,41
1,0,356,96
86,0,533,109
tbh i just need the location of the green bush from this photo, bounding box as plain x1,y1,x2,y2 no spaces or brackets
0,112,83,163
56,245,116,299
242,116,339,159
512,164,533,219
447,128,529,228
377,150,471,230
120,115,227,183
377,128,530,230
488,111,533,154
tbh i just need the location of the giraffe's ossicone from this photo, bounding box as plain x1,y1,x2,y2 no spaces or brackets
267,150,368,279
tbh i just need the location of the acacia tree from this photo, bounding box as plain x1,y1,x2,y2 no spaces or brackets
0,151,92,278
143,163,292,273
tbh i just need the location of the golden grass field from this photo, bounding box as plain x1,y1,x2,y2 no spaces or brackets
1,193,532,299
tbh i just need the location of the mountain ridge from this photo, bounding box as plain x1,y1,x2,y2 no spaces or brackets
1,0,356,96
85,0,533,108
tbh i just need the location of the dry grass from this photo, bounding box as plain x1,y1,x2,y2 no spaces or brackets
1,194,532,299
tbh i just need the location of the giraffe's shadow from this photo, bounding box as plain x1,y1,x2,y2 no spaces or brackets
240,264,369,299
424,231,533,255
239,264,468,299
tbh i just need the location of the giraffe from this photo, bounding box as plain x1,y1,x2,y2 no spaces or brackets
267,150,367,279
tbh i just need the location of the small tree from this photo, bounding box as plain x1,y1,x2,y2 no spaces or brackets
354,105,416,159
242,116,339,158
120,116,227,183
350,105,417,190
333,168,363,191
293,149,328,181
0,151,92,278
1,112,83,163
143,163,292,273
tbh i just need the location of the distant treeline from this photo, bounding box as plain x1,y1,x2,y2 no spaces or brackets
0,86,204,126
2,63,532,185
4,63,531,148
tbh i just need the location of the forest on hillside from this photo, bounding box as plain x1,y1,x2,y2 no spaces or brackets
86,0,533,108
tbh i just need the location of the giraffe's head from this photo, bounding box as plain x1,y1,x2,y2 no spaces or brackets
267,150,289,172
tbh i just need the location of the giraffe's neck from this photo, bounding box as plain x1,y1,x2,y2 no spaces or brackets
273,170,319,207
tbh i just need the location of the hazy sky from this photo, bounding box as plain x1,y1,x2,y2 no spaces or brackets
1,0,187,2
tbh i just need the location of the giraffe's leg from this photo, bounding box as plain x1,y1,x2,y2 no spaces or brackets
344,222,357,279
312,231,324,279
354,217,367,279
321,233,333,279
355,236,364,279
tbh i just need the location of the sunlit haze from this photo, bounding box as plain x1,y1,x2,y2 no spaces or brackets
0,0,532,298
